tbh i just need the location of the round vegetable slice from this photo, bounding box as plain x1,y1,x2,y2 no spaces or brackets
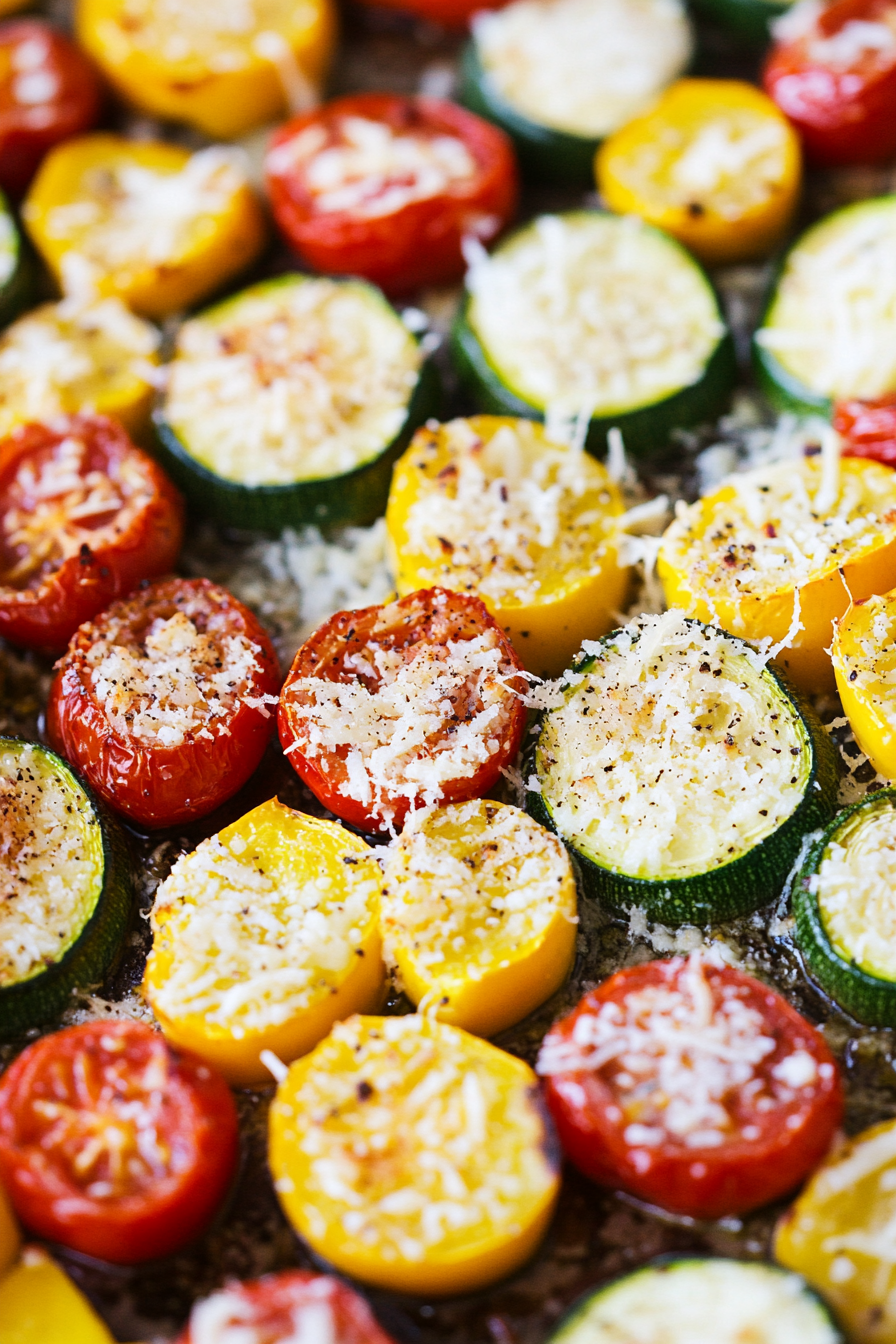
459,0,693,183
0,189,31,325
154,274,440,532
0,414,184,655
527,610,838,924
0,1019,239,1264
269,1013,560,1294
265,94,518,295
47,576,280,830
380,799,577,1037
754,197,896,415
278,587,527,834
836,394,896,467
595,79,802,267
0,737,132,1037
0,19,101,199
658,451,896,693
23,134,266,320
144,799,386,1087
452,211,735,458
832,590,896,777
0,1247,118,1344
75,0,335,140
386,416,630,677
176,1271,398,1344
690,0,794,43
546,1258,843,1343
763,0,896,166
537,951,843,1219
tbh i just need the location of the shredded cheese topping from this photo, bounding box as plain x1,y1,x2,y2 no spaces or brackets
164,278,423,486
466,213,724,415
0,742,103,988
188,1278,342,1344
812,799,896,981
102,0,319,67
537,610,808,878
835,590,896,707
473,0,692,137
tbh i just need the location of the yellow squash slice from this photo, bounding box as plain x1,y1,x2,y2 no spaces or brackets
386,416,629,677
832,589,896,779
269,1013,560,1295
0,1248,115,1344
380,799,577,1037
658,452,896,693
143,799,387,1088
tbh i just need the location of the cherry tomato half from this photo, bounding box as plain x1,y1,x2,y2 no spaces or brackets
0,1020,238,1264
0,414,184,655
835,394,896,466
0,20,101,198
48,575,280,830
537,953,843,1219
763,0,896,165
177,1271,398,1344
278,586,527,833
266,94,518,294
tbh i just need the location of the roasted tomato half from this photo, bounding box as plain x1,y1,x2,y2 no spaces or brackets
835,394,896,466
0,20,101,197
537,951,843,1219
0,1020,238,1264
177,1271,398,1344
265,93,518,294
0,415,184,655
47,576,280,830
278,586,527,833
763,0,896,165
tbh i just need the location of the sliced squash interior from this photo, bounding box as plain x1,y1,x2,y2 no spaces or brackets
812,792,896,982
832,589,896,779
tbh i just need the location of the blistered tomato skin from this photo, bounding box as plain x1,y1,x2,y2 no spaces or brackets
176,1271,398,1344
47,576,280,830
0,415,185,655
0,20,101,198
0,1020,239,1264
266,94,519,294
836,396,896,467
539,955,843,1219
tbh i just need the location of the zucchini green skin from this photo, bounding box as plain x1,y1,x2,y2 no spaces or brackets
689,0,791,44
0,201,34,330
794,788,896,1026
525,636,840,926
153,354,441,533
0,740,134,1038
457,40,599,184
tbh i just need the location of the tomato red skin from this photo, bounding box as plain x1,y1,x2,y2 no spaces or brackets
0,1021,238,1264
266,94,518,294
0,21,102,198
279,587,527,834
177,1271,398,1344
763,0,896,165
0,416,185,655
542,960,843,1220
836,395,896,466
47,576,280,830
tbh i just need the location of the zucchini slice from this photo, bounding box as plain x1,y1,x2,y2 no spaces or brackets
548,1258,843,1344
794,789,896,1026
0,194,31,329
155,274,441,531
452,212,735,458
754,197,896,416
526,610,839,924
459,0,693,183
0,737,132,1036
689,0,793,43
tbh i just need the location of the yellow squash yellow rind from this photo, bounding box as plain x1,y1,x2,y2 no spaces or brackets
0,1247,116,1344
832,588,896,780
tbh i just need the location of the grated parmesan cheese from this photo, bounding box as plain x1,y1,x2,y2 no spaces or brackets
188,1276,344,1344
811,799,896,980
99,0,321,70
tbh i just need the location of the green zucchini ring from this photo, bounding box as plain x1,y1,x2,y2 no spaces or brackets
452,211,735,459
794,788,896,1027
0,192,33,329
526,610,839,925
754,196,896,418
0,737,133,1037
154,274,442,532
689,0,792,45
546,1258,844,1344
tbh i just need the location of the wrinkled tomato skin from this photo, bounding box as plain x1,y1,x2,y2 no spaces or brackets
177,1271,398,1344
542,961,843,1220
0,416,185,655
279,587,527,834
836,395,896,466
0,21,102,197
266,94,518,294
0,1021,239,1264
763,0,896,165
47,577,280,830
